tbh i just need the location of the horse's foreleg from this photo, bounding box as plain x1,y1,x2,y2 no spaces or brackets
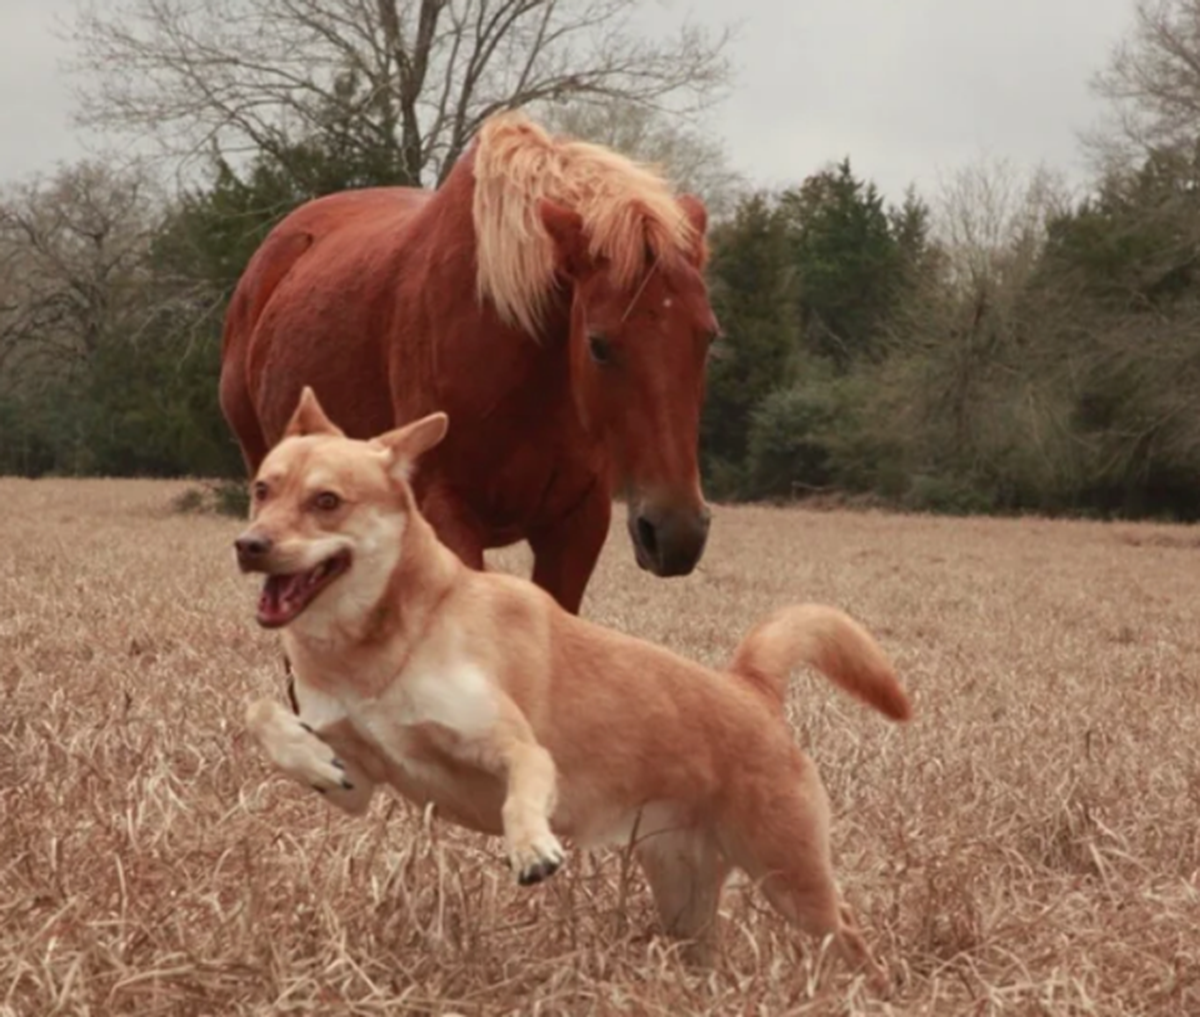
528,487,611,615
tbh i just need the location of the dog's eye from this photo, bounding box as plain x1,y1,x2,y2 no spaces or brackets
252,481,269,502
588,333,612,365
313,491,342,512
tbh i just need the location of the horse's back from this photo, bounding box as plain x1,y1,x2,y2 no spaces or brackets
226,186,426,343
262,186,428,244
220,187,431,469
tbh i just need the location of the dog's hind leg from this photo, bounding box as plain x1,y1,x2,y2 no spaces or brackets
720,754,888,992
245,697,376,815
635,828,729,964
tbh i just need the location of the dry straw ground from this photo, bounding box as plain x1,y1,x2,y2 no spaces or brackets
2,478,1198,1016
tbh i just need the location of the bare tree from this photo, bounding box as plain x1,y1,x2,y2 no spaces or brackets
66,0,735,187
1088,0,1200,168
933,157,1071,297
0,161,160,387
895,158,1078,473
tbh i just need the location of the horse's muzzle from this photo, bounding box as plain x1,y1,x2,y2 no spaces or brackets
627,501,711,577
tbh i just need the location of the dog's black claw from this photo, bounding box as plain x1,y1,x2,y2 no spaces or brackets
300,721,315,734
341,779,355,791
331,758,346,771
312,785,327,795
517,858,561,886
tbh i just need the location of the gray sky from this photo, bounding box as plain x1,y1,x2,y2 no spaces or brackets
690,0,1137,200
0,0,1138,203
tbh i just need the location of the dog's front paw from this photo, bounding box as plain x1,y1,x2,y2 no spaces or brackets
507,830,566,886
246,698,355,794
299,747,356,795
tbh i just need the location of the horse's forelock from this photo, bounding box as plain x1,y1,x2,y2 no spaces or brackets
470,111,701,336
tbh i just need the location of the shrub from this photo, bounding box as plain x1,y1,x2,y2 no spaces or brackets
169,479,249,518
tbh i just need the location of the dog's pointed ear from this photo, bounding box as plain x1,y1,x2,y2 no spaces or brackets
283,386,344,439
373,412,449,481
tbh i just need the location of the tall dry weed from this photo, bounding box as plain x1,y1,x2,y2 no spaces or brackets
2,480,1198,1014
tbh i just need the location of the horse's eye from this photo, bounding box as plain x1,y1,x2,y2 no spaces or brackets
588,333,612,365
313,491,342,512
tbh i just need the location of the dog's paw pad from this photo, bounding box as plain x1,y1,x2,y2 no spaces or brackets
508,833,565,886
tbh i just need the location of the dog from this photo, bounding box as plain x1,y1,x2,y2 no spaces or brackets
236,387,912,989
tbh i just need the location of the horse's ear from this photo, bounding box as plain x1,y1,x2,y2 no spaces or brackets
284,386,345,439
677,193,710,268
539,199,590,278
678,193,708,236
373,412,449,482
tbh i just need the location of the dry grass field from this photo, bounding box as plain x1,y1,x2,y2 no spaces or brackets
2,478,1199,1016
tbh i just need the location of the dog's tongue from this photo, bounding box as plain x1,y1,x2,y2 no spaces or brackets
257,573,310,628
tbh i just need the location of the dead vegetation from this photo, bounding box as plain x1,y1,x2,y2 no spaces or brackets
2,479,1198,1015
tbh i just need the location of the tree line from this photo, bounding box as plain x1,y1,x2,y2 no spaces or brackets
4,0,1200,521
705,147,1200,519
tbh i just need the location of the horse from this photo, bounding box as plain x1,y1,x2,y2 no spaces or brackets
219,110,719,614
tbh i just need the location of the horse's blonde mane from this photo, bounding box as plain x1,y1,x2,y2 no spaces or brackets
470,110,698,336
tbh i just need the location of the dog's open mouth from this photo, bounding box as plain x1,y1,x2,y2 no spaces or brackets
256,551,352,628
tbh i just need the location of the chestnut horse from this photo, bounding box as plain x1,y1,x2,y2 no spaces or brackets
219,111,718,614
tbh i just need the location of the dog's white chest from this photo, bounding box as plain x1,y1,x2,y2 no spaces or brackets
291,645,507,830
344,656,499,777
351,658,505,828
297,645,496,736
374,658,496,732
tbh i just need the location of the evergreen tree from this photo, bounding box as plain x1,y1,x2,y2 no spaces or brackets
780,159,905,369
1032,144,1200,518
700,191,798,493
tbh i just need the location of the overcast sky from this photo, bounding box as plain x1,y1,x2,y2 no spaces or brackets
0,0,1138,203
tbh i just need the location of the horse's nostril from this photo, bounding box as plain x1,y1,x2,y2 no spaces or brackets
636,515,659,558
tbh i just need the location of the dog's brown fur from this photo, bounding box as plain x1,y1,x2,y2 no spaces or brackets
237,388,912,989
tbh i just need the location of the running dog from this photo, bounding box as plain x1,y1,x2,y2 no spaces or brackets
237,387,912,988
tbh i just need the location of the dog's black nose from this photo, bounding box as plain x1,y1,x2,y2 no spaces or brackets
234,534,273,562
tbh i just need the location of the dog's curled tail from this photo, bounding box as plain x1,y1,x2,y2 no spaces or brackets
730,604,911,722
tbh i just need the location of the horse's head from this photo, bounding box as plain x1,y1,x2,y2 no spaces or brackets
540,196,715,577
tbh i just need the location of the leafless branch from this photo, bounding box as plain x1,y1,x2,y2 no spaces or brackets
1088,0,1200,168
65,0,735,187
0,162,162,388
